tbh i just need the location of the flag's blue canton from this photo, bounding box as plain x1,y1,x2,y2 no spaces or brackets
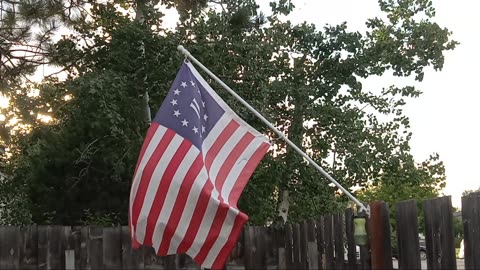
154,63,225,149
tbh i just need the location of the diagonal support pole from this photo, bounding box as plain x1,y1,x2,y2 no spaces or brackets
177,45,369,215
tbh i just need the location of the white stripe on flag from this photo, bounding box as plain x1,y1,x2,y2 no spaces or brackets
135,135,184,243
167,167,209,254
186,196,219,258
152,145,200,250
202,208,239,268
129,126,167,226
221,136,267,204
201,114,232,155
208,126,246,199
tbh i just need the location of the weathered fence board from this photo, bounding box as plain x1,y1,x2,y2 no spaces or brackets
324,214,335,270
62,226,74,270
2,194,474,270
254,226,267,269
71,226,82,270
292,223,301,269
307,219,318,270
19,225,38,270
369,202,392,270
79,227,89,269
104,226,122,269
37,226,47,270
334,212,344,270
243,225,254,270
48,225,63,270
276,227,287,270
88,226,104,269
0,226,20,270
462,191,480,269
300,221,308,270
285,224,294,269
316,216,325,270
424,196,456,270
345,208,356,270
121,226,144,269
395,200,421,270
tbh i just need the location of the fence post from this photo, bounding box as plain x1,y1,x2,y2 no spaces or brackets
324,214,335,270
19,225,38,270
103,226,122,269
292,223,302,269
254,226,267,269
285,224,294,269
62,226,74,270
121,226,144,269
395,200,421,270
47,225,63,270
369,201,393,270
243,226,254,270
345,208,357,270
306,219,318,270
300,221,309,270
316,216,325,270
424,196,456,270
0,226,20,269
334,212,345,270
462,191,480,269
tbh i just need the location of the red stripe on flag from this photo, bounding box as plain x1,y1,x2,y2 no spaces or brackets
133,123,160,173
130,123,160,248
131,129,176,229
176,180,214,254
193,202,230,265
214,132,254,200
228,142,270,207
175,121,239,253
157,154,204,255
204,120,239,171
143,139,192,246
211,212,248,270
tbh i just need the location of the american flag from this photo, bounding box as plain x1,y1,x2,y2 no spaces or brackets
129,62,270,269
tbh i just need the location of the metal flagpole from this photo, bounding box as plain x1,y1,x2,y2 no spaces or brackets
177,45,369,215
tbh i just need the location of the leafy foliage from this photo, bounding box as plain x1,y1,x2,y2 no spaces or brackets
1,0,456,225
462,186,480,197
358,153,446,233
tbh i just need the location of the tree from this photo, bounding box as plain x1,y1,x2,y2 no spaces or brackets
462,186,480,197
358,153,446,234
0,0,86,225
3,0,457,225
2,0,215,224
0,0,90,91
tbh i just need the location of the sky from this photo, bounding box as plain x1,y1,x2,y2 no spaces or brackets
253,0,479,208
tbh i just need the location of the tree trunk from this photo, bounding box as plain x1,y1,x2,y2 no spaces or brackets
276,59,306,224
135,0,151,125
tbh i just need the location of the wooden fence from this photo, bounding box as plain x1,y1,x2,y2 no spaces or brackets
1,192,479,269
